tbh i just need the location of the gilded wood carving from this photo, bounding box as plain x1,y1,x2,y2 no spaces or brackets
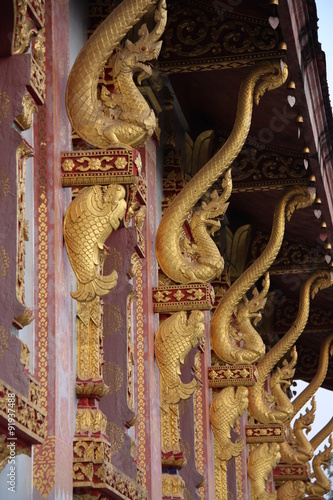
64,184,127,302
65,0,167,148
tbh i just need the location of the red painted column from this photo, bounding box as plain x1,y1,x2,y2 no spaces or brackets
32,1,74,497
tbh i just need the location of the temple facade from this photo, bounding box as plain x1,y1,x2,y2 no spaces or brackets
1,0,333,499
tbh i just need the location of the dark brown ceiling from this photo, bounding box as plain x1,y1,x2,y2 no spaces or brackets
160,0,333,385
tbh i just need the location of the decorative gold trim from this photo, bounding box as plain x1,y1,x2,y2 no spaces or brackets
162,473,185,498
208,364,257,387
246,423,285,443
16,142,33,306
153,283,215,312
135,261,147,488
0,380,46,443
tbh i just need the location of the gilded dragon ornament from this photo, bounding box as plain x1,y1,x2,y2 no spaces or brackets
64,184,127,302
156,60,288,284
278,333,333,466
211,186,316,365
276,480,305,500
66,0,167,148
210,386,249,461
154,310,205,404
248,442,281,500
279,397,316,464
248,269,333,424
306,434,333,497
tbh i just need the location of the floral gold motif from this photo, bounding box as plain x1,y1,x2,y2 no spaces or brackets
0,169,10,200
0,325,9,358
33,436,56,497
0,91,10,124
0,246,9,278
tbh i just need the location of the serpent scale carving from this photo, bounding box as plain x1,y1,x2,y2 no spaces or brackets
279,397,316,464
156,60,288,284
211,186,316,365
292,331,333,416
209,386,249,461
279,333,333,464
154,310,205,403
306,435,333,496
248,442,281,500
64,185,127,302
248,270,333,423
311,415,333,452
276,480,305,500
66,0,167,148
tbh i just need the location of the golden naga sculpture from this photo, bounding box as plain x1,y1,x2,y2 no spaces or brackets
154,310,205,403
182,170,232,281
276,480,305,500
310,414,333,453
278,333,333,464
279,397,316,464
64,184,127,302
248,269,333,423
211,186,316,365
248,442,281,500
292,331,333,416
210,386,248,461
306,434,333,497
156,60,288,284
66,0,167,148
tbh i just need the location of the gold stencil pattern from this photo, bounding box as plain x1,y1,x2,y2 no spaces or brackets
0,169,10,200
106,247,123,274
193,352,205,499
104,360,124,395
0,246,9,278
0,325,9,358
0,91,10,124
135,261,146,488
37,188,48,413
106,421,124,456
104,303,123,335
236,454,243,499
33,435,56,498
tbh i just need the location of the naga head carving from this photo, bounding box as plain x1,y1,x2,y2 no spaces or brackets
313,434,333,470
285,185,316,221
112,0,167,85
271,346,297,392
191,169,232,235
309,269,333,300
294,396,316,433
254,60,288,105
237,273,270,326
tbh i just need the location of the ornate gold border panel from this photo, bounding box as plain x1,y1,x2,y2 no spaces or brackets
0,380,46,443
249,229,328,274
73,438,147,499
273,463,309,483
159,0,284,73
275,301,333,334
12,1,45,103
16,142,33,305
61,149,144,192
245,424,285,444
208,365,257,388
153,283,214,312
